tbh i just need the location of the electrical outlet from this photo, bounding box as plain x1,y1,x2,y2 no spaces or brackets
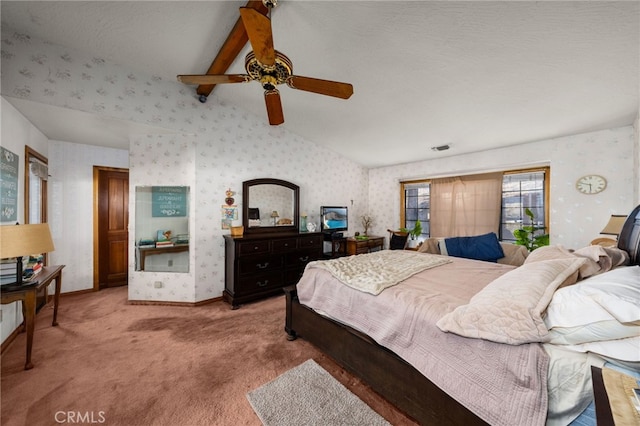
168,259,173,267
154,281,163,289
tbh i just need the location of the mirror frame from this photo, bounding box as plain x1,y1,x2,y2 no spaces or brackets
243,178,299,235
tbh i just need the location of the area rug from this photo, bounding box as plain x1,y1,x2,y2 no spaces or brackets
246,359,391,426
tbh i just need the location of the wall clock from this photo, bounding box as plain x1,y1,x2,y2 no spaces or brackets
575,174,607,194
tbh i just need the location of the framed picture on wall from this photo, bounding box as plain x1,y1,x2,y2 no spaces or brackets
0,147,19,222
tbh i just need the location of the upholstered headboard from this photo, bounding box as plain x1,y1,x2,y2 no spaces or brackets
618,204,640,266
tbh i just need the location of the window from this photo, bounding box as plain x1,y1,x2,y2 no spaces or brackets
25,146,48,225
400,180,430,238
500,168,549,242
401,167,549,240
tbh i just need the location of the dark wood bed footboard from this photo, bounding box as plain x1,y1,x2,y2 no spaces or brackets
283,205,640,425
284,285,488,425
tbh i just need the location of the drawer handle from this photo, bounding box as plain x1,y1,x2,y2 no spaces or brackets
256,262,269,269
254,246,260,250
299,256,309,262
257,280,269,287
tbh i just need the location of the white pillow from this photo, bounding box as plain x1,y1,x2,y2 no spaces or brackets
547,320,640,345
545,266,640,330
560,336,640,362
436,257,587,345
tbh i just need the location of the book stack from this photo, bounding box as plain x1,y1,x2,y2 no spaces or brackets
138,239,155,249
156,230,174,247
1,258,18,285
23,259,43,282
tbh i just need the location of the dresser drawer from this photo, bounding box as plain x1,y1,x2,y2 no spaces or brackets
366,240,381,248
298,235,323,249
272,238,298,252
238,255,283,275
239,240,270,255
236,272,283,294
355,246,370,254
285,250,318,268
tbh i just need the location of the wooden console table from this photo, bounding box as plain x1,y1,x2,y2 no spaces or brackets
346,236,384,256
1,265,65,370
138,245,188,271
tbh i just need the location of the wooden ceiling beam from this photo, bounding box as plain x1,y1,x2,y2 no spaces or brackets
196,0,269,100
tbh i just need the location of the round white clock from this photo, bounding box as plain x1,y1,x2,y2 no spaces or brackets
575,174,607,194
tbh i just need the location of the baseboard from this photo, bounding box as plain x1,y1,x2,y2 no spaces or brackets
128,296,222,307
1,324,24,354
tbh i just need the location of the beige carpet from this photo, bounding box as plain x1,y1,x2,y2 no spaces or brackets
1,286,417,426
247,359,391,426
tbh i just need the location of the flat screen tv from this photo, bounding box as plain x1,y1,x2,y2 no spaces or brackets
320,206,348,233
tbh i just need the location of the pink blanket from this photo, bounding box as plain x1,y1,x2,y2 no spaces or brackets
298,253,549,426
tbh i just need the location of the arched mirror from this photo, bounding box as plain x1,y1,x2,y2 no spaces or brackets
243,178,299,234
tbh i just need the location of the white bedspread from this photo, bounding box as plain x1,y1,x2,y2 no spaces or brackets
306,250,452,295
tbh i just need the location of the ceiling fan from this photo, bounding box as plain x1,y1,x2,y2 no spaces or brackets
177,0,353,125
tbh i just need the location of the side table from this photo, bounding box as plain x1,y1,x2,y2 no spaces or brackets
324,236,348,258
1,265,65,370
346,236,384,256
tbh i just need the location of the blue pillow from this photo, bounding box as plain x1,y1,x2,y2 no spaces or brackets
444,232,505,262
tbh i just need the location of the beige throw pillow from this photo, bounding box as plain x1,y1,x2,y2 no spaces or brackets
525,245,600,279
436,257,588,345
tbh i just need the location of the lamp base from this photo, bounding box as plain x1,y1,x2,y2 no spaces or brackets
590,237,617,247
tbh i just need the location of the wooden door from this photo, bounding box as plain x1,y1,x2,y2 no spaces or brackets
95,167,129,289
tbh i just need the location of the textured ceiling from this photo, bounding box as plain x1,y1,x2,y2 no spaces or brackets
2,1,639,168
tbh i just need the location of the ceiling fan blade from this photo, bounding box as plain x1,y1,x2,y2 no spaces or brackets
286,76,353,99
239,7,275,66
196,1,269,97
264,90,284,125
178,74,252,85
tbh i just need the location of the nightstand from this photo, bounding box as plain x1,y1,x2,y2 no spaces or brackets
592,366,615,426
591,366,640,426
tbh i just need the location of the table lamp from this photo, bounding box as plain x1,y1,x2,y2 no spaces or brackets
0,223,55,286
600,214,627,240
271,211,279,225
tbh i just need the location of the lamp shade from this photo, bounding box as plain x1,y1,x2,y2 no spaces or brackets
0,223,55,259
600,215,627,236
270,211,279,218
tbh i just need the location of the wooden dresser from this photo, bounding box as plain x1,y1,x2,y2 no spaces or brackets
223,232,323,308
346,236,385,255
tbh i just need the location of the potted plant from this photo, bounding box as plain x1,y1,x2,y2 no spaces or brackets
513,208,549,252
361,214,373,236
403,219,422,248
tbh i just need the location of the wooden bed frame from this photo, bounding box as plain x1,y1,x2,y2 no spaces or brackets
284,204,640,424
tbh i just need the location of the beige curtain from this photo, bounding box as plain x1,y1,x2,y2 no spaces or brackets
430,172,502,237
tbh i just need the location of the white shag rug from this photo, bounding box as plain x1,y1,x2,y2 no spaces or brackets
246,359,391,426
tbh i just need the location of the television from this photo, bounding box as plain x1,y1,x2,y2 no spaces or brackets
320,206,348,234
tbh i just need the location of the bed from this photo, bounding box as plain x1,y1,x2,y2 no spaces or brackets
284,204,640,425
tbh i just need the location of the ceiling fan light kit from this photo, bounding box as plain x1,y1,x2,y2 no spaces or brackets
177,0,353,125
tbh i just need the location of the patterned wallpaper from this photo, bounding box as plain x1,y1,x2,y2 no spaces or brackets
1,27,369,302
2,27,637,303
369,126,636,249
